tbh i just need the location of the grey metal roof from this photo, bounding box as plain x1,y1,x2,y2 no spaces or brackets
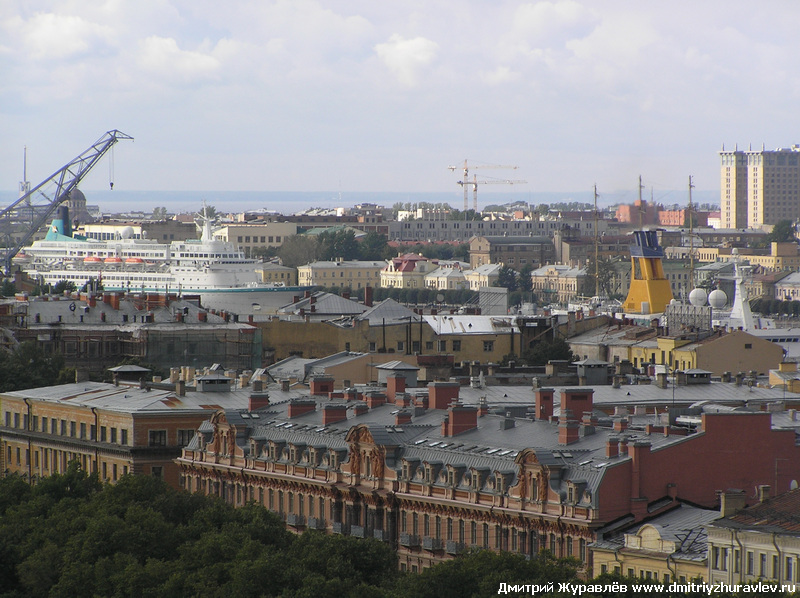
355,298,420,325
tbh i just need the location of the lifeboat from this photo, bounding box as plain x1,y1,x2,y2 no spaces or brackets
84,256,102,263
125,257,144,264
104,257,122,264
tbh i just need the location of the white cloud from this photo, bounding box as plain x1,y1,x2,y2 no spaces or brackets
16,11,115,61
136,36,222,84
374,34,438,86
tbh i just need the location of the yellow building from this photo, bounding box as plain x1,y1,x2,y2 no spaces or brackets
298,259,385,289
0,381,214,487
464,263,502,290
530,265,587,304
257,262,297,285
380,254,435,289
591,504,717,583
213,222,298,257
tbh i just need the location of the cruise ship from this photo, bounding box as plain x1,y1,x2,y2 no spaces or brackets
17,206,309,314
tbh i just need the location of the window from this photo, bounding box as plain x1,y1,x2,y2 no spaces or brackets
149,430,167,447
80,423,86,439
151,466,163,479
121,429,128,445
452,340,461,352
747,551,754,576
100,426,107,442
438,340,447,352
177,429,194,445
483,341,494,352
110,428,117,443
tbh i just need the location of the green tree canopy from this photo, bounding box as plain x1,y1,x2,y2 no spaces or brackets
766,219,797,244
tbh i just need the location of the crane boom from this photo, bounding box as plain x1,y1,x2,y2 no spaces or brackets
1,129,133,274
448,159,521,211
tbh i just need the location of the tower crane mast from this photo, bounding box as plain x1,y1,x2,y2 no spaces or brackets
448,159,524,211
1,129,133,274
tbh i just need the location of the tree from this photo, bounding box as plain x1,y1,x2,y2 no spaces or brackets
0,341,68,391
53,279,77,294
0,279,15,297
278,235,319,268
494,265,518,291
766,219,797,244
317,229,359,261
583,256,616,298
151,207,168,220
200,204,217,220
521,337,575,366
518,263,534,293
357,232,391,261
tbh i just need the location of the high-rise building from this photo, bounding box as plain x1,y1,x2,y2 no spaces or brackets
720,145,800,229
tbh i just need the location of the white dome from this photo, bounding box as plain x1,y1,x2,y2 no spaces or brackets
708,289,728,309
689,288,708,307
120,226,135,239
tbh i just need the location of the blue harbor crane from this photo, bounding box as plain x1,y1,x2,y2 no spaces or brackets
0,130,133,274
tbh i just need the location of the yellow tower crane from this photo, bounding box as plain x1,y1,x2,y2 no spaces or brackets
448,160,525,211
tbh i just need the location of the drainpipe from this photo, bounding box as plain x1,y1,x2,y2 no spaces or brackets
772,532,782,582
732,528,743,584
23,398,32,484
666,553,678,585
91,407,99,475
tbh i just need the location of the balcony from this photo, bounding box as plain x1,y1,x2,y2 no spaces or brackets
332,521,350,535
399,533,421,548
286,514,305,528
307,517,326,530
350,525,366,538
446,540,467,555
422,537,443,551
373,529,389,542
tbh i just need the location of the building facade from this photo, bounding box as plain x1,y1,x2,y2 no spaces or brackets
720,145,800,229
298,260,386,289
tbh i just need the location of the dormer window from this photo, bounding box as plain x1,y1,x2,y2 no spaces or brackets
402,462,410,479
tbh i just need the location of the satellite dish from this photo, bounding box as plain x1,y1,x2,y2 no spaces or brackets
436,294,444,302
689,288,708,307
708,289,728,309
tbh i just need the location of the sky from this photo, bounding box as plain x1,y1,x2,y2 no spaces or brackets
2,1,800,207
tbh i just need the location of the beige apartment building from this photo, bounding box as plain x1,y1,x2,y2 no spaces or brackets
298,260,385,289
213,223,298,257
720,145,800,229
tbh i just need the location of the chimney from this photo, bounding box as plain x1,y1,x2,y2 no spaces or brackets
288,399,316,418
613,417,628,432
252,379,263,393
656,372,668,389
558,409,580,445
395,409,412,425
386,374,406,402
281,379,290,392
758,485,771,503
722,371,732,383
605,435,619,458
176,380,186,397
618,439,629,456
343,387,359,402
365,392,386,408
443,404,478,436
560,388,593,421
720,489,747,516
535,388,555,421
310,376,335,396
478,396,489,417
735,372,744,386
322,404,348,425
428,381,460,410
364,286,373,307
353,402,368,416
249,392,270,411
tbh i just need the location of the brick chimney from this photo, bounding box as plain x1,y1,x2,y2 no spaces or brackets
560,388,593,420
386,374,406,402
322,404,348,425
558,409,580,445
428,381,460,410
618,439,629,456
249,392,270,411
613,417,628,432
535,388,555,421
442,404,478,436
364,285,373,307
252,379,263,393
310,376,335,396
395,409,412,425
353,402,368,416
758,485,771,503
605,435,619,458
365,392,386,409
288,399,316,418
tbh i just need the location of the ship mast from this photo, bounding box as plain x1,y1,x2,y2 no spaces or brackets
594,184,599,297
688,175,695,296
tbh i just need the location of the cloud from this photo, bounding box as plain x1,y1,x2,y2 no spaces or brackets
136,36,222,84
15,11,115,61
374,34,438,86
